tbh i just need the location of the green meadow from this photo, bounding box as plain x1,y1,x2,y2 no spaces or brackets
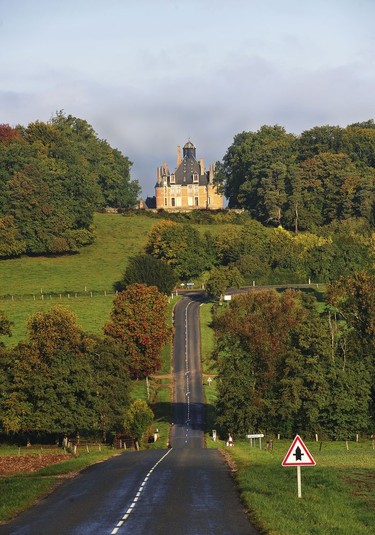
206,437,375,535
0,213,157,345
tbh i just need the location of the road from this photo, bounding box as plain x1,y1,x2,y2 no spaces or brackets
0,294,258,535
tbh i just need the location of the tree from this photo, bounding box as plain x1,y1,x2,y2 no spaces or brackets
0,215,26,258
0,311,13,346
88,336,131,441
0,112,140,257
216,126,296,213
120,254,178,294
1,307,96,435
206,265,243,299
124,399,154,449
213,289,306,434
146,221,212,280
104,284,171,379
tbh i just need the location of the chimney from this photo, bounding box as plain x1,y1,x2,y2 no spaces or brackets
209,163,214,183
200,158,205,175
177,145,182,166
157,166,161,184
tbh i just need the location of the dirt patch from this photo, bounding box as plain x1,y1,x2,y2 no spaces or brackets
0,454,73,475
220,448,238,472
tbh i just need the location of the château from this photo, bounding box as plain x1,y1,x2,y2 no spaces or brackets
155,141,223,210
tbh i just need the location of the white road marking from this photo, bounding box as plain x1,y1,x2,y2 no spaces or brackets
110,448,173,534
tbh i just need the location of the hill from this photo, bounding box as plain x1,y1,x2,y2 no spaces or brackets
0,213,156,345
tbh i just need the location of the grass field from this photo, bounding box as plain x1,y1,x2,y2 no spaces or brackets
205,435,375,534
0,213,157,345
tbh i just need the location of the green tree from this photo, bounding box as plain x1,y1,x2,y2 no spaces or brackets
88,336,131,441
146,221,212,280
206,265,243,298
216,126,296,214
120,254,178,294
124,399,154,449
1,307,96,435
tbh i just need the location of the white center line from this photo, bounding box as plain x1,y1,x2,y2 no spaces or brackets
110,448,173,534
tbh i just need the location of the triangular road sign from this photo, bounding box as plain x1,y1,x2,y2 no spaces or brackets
282,435,316,466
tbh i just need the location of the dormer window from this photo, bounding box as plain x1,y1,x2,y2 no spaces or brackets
193,172,199,183
170,174,175,184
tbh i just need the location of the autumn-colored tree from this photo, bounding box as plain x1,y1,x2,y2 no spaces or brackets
104,284,171,379
214,290,306,433
1,307,95,434
0,124,21,144
0,307,133,438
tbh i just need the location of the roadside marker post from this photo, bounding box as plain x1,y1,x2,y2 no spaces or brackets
282,435,316,498
246,433,264,449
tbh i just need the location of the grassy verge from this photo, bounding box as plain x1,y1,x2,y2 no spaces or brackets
211,439,375,534
0,448,120,522
199,301,217,375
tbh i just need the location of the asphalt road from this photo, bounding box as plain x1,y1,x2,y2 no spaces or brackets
0,294,258,535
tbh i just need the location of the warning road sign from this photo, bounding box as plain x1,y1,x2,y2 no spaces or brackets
282,435,316,466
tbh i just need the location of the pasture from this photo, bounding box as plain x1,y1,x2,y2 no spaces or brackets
207,436,375,534
0,213,156,345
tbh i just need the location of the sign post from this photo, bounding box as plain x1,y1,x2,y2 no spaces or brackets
282,435,316,498
246,433,264,449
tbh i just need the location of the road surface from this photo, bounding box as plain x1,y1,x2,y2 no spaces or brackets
0,294,258,535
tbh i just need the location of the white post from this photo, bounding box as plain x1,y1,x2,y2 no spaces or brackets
146,376,150,400
297,466,302,498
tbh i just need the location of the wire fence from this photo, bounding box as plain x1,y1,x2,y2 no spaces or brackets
0,290,118,302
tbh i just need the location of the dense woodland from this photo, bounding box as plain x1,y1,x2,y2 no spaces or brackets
0,284,170,442
0,115,374,442
215,121,375,230
0,113,140,257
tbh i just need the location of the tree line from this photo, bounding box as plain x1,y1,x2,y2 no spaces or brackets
0,113,140,257
213,272,375,440
215,121,375,231
143,217,374,289
0,283,170,443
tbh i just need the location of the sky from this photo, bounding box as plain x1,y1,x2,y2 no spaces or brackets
1,0,374,197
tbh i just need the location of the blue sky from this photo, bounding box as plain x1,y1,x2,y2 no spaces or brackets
1,0,374,197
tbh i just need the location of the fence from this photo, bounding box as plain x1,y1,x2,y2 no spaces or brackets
0,289,118,302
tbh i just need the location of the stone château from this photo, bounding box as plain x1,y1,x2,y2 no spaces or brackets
155,141,223,210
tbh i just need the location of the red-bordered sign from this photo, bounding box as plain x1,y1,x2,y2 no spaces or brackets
282,435,316,466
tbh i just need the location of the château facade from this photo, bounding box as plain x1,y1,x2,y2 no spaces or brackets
155,141,223,210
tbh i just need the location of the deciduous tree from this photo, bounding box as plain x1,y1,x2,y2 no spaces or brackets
104,284,171,379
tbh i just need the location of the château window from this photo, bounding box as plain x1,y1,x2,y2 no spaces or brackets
193,172,199,183
170,174,175,184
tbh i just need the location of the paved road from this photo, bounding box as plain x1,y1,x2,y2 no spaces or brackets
0,294,258,535
170,294,205,449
